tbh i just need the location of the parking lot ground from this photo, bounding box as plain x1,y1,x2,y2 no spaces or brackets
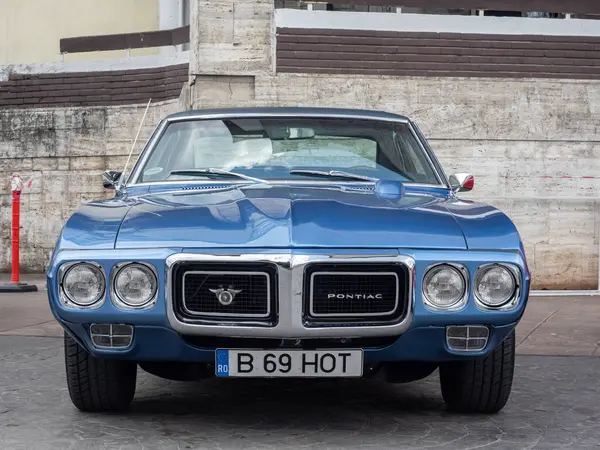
1,281,600,449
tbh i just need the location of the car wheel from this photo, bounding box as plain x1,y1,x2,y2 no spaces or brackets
64,332,137,412
439,329,515,414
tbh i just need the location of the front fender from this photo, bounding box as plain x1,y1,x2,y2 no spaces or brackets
445,199,522,251
57,198,132,250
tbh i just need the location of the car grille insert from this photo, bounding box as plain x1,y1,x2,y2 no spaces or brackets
304,263,409,324
171,259,410,327
183,272,270,317
173,262,278,323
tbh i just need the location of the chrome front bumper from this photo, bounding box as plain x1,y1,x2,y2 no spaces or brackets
166,253,414,338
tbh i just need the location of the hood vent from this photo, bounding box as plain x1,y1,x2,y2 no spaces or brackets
340,185,375,193
179,184,234,192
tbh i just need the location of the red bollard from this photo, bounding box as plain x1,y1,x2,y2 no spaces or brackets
11,176,22,284
0,174,37,293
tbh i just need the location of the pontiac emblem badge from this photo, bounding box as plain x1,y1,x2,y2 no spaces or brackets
209,287,242,306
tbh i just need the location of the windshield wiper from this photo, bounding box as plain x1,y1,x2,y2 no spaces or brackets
168,168,267,184
289,169,378,182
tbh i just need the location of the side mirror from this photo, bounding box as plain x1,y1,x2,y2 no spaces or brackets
449,173,474,193
102,170,122,189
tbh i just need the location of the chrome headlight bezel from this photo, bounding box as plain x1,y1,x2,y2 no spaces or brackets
474,263,521,310
111,262,158,310
59,262,106,309
422,263,469,311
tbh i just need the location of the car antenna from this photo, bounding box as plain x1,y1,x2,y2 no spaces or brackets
117,98,152,191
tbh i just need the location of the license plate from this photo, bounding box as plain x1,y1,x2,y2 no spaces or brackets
215,349,363,378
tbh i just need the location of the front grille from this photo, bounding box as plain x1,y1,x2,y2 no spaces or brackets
172,262,278,323
304,263,409,324
183,272,270,317
310,272,398,316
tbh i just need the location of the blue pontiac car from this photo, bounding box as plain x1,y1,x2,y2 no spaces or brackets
47,107,530,414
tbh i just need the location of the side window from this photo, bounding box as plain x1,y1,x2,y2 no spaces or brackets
394,130,438,183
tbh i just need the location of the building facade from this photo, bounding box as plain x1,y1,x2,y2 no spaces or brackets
0,0,190,64
1,0,600,290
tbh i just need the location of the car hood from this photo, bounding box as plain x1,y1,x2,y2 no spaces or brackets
110,184,472,249
58,184,522,251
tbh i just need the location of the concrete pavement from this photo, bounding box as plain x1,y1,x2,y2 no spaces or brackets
2,281,600,449
0,336,598,450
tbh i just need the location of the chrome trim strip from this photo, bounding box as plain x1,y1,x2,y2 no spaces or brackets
165,253,415,338
166,112,410,124
309,271,400,318
181,271,271,318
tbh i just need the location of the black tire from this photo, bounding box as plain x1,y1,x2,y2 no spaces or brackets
439,330,515,414
64,332,137,412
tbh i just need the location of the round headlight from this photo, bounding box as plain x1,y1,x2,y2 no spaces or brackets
114,263,157,308
62,263,105,306
475,264,516,307
423,264,466,309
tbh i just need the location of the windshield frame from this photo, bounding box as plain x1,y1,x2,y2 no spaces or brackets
125,112,450,189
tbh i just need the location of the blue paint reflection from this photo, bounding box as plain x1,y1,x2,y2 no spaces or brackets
56,183,522,252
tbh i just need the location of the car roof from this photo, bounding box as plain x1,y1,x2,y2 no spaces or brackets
165,107,410,123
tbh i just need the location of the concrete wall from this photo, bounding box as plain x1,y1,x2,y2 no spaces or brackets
0,0,596,289
0,100,179,271
186,0,600,290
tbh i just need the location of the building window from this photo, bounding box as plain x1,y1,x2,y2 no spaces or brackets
182,0,190,51
272,2,580,18
182,0,190,25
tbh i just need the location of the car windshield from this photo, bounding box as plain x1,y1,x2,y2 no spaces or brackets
134,117,442,185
